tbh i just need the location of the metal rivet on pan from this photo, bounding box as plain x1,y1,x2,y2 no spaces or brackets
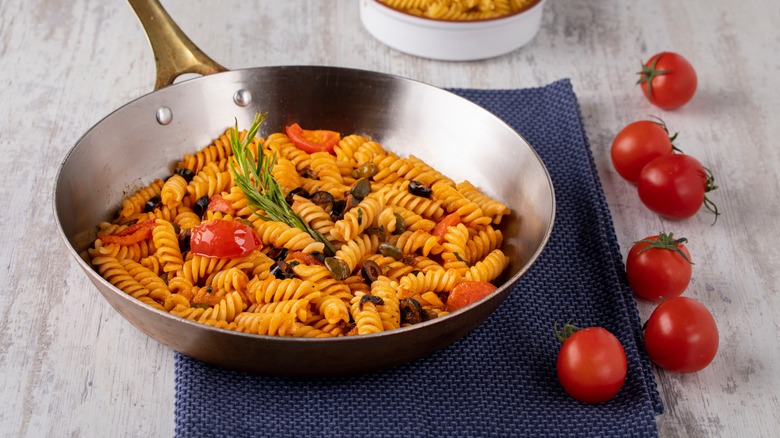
156,107,173,125
233,89,252,107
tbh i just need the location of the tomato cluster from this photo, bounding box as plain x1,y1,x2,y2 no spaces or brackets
555,51,720,405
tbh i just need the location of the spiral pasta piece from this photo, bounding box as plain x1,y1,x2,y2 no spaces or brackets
464,249,510,282
431,182,491,227
390,230,443,257
292,195,336,239
398,269,462,298
331,193,385,242
379,186,444,221
350,292,384,335
119,179,164,219
372,277,401,331
253,220,325,253
186,161,233,203
161,174,188,209
152,219,184,274
234,312,296,336
264,132,311,172
457,181,511,224
176,128,237,173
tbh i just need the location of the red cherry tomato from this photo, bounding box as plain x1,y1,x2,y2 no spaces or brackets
446,281,497,311
611,119,676,184
556,326,627,404
190,219,261,258
207,194,234,214
431,213,461,243
637,154,719,220
99,219,156,245
637,52,697,110
285,123,341,154
626,232,693,301
644,297,718,373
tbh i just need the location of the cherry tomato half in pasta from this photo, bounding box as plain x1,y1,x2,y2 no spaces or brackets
98,218,156,245
644,297,718,373
431,213,462,243
556,326,627,404
626,232,693,302
207,194,234,214
637,52,697,110
446,281,496,311
190,219,261,259
610,119,676,184
285,123,341,154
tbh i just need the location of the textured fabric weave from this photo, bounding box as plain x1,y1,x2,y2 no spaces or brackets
174,79,663,438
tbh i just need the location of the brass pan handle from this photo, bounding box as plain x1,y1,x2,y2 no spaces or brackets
127,0,227,90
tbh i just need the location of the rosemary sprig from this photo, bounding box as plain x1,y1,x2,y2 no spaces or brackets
228,113,336,255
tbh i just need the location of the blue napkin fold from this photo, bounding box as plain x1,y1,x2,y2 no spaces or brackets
174,79,663,438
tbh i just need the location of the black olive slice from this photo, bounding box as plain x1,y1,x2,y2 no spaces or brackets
193,195,210,216
400,298,423,324
408,180,432,198
178,228,192,252
143,196,162,213
359,294,384,310
266,247,288,261
270,260,295,279
285,187,310,206
330,199,346,221
361,260,382,284
174,168,195,182
310,191,334,211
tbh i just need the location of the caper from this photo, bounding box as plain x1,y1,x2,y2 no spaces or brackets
393,212,406,235
285,187,310,206
325,257,350,280
379,243,403,260
143,195,162,213
193,195,210,216
352,161,378,180
351,178,372,201
408,180,432,198
361,260,382,284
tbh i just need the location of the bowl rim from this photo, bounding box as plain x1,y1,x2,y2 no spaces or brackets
368,0,544,26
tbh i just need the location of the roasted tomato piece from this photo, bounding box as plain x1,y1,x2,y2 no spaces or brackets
190,219,261,258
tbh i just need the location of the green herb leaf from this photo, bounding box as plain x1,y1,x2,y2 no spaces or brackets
228,113,336,255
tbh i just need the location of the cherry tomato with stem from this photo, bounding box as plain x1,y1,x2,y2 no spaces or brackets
190,219,262,258
611,118,679,184
637,52,697,110
555,324,627,404
626,231,693,301
285,123,341,154
644,297,719,373
637,154,720,222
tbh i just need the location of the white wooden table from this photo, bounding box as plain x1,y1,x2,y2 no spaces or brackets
2,0,778,436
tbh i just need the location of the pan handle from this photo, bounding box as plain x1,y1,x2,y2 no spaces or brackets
127,0,228,90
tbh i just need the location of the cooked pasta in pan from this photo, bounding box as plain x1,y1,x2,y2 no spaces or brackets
86,115,511,337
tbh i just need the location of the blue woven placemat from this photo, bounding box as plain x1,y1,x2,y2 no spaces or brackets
174,79,663,437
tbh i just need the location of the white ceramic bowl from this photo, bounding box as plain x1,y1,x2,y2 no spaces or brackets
359,0,546,61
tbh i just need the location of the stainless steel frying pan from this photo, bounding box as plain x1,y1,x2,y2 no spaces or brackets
53,0,555,376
